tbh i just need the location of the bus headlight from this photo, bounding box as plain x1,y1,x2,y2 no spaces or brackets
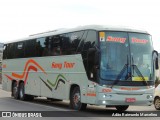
103,94,112,98
102,101,106,104
147,95,153,99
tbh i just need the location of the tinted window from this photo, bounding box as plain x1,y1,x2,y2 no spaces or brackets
7,43,15,59
36,37,49,57
14,42,25,58
81,30,97,80
77,31,88,53
25,40,36,57
3,44,7,59
83,30,97,51
70,31,84,54
60,31,84,55
80,30,97,60
50,35,62,56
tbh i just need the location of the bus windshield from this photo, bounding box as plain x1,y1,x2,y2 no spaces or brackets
100,32,153,82
129,33,153,81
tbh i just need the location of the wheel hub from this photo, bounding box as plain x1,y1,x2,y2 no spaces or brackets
73,93,80,105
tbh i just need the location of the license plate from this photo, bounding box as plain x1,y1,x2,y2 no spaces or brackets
125,98,136,103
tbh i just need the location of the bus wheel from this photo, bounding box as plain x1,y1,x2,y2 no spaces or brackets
12,82,19,99
19,82,26,101
70,86,87,110
115,105,129,112
19,82,34,101
154,97,160,110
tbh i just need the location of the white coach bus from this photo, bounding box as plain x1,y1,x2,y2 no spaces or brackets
2,25,159,111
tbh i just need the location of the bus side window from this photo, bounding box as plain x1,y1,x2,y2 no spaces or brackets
50,35,62,56
36,37,49,57
25,40,36,58
61,34,71,55
3,44,7,59
15,42,25,58
61,31,84,55
7,43,16,59
76,31,88,53
81,30,98,81
70,31,84,54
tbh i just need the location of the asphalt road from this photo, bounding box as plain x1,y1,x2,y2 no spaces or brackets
0,84,159,120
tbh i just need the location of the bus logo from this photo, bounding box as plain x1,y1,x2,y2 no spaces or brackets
107,36,126,43
132,38,148,44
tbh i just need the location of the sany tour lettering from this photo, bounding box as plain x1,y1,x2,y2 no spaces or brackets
132,38,148,44
52,61,75,69
107,36,126,43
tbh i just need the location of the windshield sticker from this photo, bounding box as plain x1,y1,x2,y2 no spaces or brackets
132,38,148,44
99,32,105,42
107,36,126,43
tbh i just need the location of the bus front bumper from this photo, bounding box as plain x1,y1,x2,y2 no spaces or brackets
96,93,153,106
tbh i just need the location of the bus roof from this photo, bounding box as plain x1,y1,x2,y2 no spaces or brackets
4,25,149,44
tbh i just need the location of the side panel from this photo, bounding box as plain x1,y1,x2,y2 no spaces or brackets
2,55,88,102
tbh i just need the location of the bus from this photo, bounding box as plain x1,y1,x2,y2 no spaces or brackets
2,25,159,111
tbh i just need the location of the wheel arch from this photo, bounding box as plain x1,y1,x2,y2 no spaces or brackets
154,96,160,103
18,80,24,86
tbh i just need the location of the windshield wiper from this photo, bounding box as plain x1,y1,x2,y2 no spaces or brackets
111,55,131,88
131,56,148,86
132,64,148,86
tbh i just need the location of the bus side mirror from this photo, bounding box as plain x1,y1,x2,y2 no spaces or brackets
88,48,99,67
153,50,159,70
88,48,96,61
155,57,159,70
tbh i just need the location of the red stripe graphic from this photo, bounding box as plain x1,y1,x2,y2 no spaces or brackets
4,74,15,81
12,59,47,79
4,59,47,85
24,65,37,85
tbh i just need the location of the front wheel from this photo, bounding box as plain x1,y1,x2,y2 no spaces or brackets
115,105,129,112
70,86,87,110
154,97,160,110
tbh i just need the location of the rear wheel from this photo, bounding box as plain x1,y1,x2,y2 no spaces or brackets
154,97,160,110
19,82,34,101
70,86,87,110
12,82,19,99
115,105,129,112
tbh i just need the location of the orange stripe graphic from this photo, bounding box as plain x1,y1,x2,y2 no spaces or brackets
12,59,47,79
4,65,38,84
24,65,37,84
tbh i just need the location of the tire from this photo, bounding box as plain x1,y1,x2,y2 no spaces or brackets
19,82,26,100
12,82,19,99
154,97,160,110
19,82,34,101
70,86,87,110
115,105,129,112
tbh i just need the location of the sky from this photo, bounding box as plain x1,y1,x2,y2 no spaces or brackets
0,0,160,52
